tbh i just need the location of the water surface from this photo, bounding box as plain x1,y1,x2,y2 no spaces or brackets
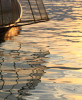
0,0,82,100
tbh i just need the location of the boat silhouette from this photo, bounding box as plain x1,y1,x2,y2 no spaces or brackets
0,0,22,27
0,0,49,28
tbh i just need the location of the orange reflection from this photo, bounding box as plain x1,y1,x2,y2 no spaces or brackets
55,78,82,84
4,27,21,40
67,95,82,100
0,27,21,43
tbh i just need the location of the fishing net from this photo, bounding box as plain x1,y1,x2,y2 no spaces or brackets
0,0,49,28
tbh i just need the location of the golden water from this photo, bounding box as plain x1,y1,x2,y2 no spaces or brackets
0,0,82,100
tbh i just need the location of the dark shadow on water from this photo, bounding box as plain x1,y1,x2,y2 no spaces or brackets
0,28,10,43
48,66,82,70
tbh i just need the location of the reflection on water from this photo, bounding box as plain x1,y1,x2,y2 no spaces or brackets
0,27,21,43
0,0,82,100
0,27,49,100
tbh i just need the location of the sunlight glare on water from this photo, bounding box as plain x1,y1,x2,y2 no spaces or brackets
0,0,82,100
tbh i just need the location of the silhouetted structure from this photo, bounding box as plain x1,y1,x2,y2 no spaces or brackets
0,0,49,28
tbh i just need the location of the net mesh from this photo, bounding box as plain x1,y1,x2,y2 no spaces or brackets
0,0,49,28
